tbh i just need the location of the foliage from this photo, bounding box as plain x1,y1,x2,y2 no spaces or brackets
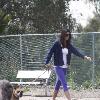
0,0,77,35
84,13,100,32
88,0,100,15
0,9,11,33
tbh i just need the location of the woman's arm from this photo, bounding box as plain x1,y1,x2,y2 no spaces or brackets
45,42,56,64
70,44,92,61
70,44,85,58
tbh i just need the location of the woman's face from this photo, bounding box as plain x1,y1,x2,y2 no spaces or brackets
65,32,70,41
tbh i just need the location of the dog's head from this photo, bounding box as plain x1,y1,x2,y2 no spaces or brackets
12,84,23,99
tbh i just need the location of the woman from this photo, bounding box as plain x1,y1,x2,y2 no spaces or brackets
45,29,91,100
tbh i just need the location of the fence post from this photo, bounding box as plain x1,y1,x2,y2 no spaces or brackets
92,33,95,88
19,34,23,82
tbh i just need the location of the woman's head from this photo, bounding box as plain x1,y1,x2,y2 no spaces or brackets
60,29,71,48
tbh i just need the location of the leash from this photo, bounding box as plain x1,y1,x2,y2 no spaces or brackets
31,64,53,84
31,70,47,83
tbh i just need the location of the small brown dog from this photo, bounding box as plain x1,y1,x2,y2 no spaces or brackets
11,84,23,100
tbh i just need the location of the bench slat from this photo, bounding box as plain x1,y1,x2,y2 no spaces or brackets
17,70,51,79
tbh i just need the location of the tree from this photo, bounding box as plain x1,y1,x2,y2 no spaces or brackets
84,13,100,32
0,0,77,35
0,9,11,33
89,0,100,15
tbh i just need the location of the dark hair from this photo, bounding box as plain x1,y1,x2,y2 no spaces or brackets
60,29,71,48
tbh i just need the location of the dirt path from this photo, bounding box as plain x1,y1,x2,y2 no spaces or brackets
20,96,100,100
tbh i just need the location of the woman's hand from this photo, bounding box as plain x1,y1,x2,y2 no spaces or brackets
44,64,53,70
84,56,92,62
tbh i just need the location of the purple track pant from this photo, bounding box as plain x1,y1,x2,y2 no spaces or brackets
54,66,68,92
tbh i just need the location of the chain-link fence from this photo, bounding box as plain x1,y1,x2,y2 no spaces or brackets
0,33,100,89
